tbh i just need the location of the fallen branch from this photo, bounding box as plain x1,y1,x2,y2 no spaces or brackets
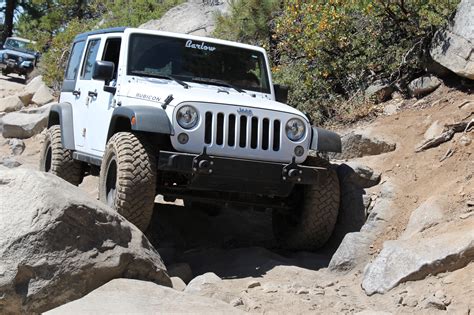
439,148,455,162
458,100,472,108
415,119,473,152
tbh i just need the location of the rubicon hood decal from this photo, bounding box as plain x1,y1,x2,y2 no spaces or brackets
120,80,307,120
135,92,162,103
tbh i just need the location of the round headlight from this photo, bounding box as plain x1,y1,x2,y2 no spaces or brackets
285,118,306,141
3,53,9,59
177,105,199,129
18,56,23,62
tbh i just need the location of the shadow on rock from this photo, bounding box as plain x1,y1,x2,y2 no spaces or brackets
145,203,332,279
144,162,381,280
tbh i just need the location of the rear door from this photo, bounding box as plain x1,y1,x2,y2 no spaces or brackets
59,39,86,148
73,35,102,155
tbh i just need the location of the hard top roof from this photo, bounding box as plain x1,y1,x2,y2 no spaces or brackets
73,27,127,42
72,27,265,53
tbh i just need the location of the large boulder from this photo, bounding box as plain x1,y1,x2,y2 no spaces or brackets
139,0,230,36
430,0,474,79
329,132,396,160
45,279,243,314
185,272,222,294
8,138,26,156
328,231,376,273
0,170,170,314
400,196,448,240
31,84,55,106
365,81,393,104
0,96,23,113
408,75,441,97
1,112,48,138
18,76,45,105
362,224,474,295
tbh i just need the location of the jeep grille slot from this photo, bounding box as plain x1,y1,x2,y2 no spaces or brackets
262,118,270,150
216,113,224,145
228,114,236,146
202,111,281,152
239,116,247,148
204,112,212,144
251,117,258,149
273,120,281,151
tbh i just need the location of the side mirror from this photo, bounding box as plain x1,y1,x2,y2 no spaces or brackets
274,84,289,104
92,60,114,83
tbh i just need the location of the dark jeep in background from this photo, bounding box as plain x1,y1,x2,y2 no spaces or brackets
0,36,39,82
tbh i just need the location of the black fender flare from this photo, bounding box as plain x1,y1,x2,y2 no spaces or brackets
310,127,342,153
107,105,172,141
48,103,75,150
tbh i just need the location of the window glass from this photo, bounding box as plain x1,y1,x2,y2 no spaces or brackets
102,38,121,79
127,34,270,94
65,41,85,80
81,39,101,80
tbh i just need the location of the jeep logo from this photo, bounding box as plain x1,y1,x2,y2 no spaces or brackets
185,40,216,52
237,108,253,116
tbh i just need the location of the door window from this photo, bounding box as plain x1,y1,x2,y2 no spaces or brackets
65,41,85,80
81,39,101,80
102,38,121,81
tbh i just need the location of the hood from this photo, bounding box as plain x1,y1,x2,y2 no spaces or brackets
118,76,307,120
0,48,36,59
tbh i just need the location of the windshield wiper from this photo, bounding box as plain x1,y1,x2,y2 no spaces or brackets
131,71,189,89
191,77,245,93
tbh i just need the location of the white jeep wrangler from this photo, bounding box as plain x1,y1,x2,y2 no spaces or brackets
40,27,342,250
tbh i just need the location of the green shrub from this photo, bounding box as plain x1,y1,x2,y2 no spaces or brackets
214,0,459,125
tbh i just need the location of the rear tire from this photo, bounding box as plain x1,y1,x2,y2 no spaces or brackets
273,156,340,250
99,132,157,232
39,125,83,185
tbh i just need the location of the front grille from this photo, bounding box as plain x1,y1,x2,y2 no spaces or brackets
204,111,281,151
6,55,20,62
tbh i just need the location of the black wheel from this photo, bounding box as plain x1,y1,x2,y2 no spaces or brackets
39,125,83,185
99,132,157,232
273,156,340,250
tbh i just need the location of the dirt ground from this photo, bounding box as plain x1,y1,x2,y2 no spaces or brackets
1,74,473,314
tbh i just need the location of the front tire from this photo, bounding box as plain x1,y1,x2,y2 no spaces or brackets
99,132,157,232
39,125,83,185
273,157,340,250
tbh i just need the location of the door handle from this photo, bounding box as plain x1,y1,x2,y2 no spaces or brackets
88,90,98,98
72,89,81,96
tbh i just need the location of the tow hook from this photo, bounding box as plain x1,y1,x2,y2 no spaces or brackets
193,147,214,174
282,157,303,183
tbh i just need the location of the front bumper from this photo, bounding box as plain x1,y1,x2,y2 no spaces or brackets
0,60,34,73
157,149,326,197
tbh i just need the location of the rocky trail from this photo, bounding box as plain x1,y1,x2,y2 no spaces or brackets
1,68,473,314
1,1,473,310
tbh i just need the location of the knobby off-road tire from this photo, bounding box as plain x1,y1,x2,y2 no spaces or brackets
39,125,83,185
273,156,340,250
99,132,157,232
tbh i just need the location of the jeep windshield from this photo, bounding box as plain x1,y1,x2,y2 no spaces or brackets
127,34,271,94
4,38,35,55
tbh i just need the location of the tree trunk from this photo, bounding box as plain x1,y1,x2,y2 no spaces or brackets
2,0,16,42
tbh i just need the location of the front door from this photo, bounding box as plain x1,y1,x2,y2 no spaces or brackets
87,36,122,155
